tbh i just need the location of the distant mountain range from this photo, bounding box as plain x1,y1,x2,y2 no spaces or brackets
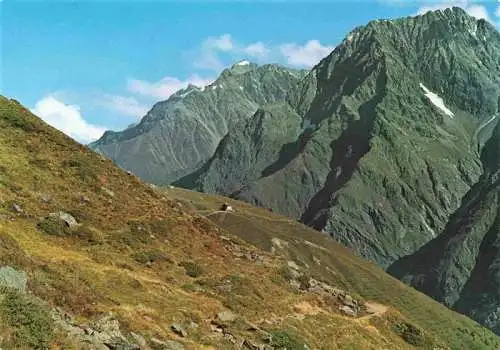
91,62,307,184
90,7,500,334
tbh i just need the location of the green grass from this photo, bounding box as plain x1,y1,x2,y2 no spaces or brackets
392,321,425,346
37,217,72,237
164,186,500,349
133,250,171,265
0,96,498,349
0,287,54,349
269,330,308,349
179,261,204,278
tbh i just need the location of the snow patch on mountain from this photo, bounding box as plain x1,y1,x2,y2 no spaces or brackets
419,83,454,118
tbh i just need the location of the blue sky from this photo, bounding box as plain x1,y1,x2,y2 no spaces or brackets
1,0,499,143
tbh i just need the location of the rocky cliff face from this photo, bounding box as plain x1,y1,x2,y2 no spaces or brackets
388,121,499,332
177,7,500,268
90,63,306,184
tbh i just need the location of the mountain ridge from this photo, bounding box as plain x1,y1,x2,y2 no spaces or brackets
90,6,500,336
91,63,307,184
173,7,500,333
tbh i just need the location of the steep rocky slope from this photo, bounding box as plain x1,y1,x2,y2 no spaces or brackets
2,96,500,349
177,8,500,269
91,63,306,184
388,121,499,333
175,8,500,334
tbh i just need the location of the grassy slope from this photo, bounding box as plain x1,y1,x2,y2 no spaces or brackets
0,96,497,349
165,187,500,350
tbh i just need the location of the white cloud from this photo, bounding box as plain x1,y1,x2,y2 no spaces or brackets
460,3,490,21
416,1,492,22
213,34,234,51
98,95,149,118
242,42,270,58
31,96,106,143
127,74,214,99
194,35,274,71
193,34,334,71
194,34,235,71
495,5,500,17
279,40,335,68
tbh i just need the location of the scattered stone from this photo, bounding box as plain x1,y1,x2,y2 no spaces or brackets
53,310,140,350
220,203,234,212
307,278,361,314
40,195,51,203
143,315,154,322
81,195,91,203
90,339,111,350
92,313,127,343
216,310,237,324
287,260,301,271
0,266,28,293
271,237,288,249
289,279,302,290
215,283,232,293
101,186,115,198
104,340,140,350
339,305,357,317
130,332,149,349
342,294,357,308
170,323,187,337
49,211,79,228
211,324,223,333
223,332,237,343
55,307,74,325
244,321,260,332
241,339,260,350
150,337,185,350
10,202,23,214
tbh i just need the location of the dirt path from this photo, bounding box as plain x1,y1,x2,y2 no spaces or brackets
358,302,389,321
204,209,295,224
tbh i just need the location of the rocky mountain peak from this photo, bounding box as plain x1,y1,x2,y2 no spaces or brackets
89,8,500,336
91,61,306,184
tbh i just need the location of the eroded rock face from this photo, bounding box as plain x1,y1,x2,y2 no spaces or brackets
90,64,306,185
178,8,500,270
170,8,500,334
389,122,500,333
